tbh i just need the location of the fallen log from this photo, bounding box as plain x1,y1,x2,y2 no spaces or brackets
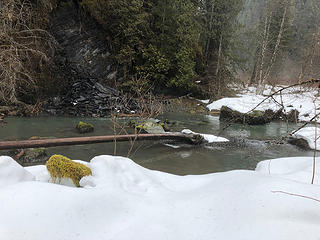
0,132,204,150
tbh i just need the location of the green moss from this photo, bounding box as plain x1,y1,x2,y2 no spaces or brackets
198,121,208,125
46,154,92,187
136,124,147,130
160,122,170,131
76,121,94,134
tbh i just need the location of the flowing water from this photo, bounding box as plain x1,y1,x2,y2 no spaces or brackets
0,113,314,175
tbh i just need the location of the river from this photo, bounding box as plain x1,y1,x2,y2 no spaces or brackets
0,112,314,175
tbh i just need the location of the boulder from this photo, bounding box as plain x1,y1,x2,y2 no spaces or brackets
22,148,47,163
219,106,273,125
76,121,94,134
131,118,170,134
287,137,310,150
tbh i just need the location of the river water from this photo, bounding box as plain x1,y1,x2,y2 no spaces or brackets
0,113,314,175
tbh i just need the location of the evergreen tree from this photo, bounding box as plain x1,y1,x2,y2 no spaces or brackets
198,0,243,94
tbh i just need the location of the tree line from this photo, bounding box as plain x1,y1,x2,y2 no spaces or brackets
80,0,243,97
240,0,320,92
0,0,319,106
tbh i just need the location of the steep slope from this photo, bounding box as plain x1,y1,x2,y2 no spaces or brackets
45,2,136,116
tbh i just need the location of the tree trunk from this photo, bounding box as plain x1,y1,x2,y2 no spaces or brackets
0,133,205,150
215,34,223,77
258,3,288,94
204,0,215,62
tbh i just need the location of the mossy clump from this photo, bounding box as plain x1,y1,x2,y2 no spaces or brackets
76,121,94,134
46,154,92,187
220,106,273,125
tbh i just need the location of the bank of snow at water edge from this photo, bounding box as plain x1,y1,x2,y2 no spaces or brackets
1,155,320,240
291,127,320,150
207,85,320,122
181,129,229,143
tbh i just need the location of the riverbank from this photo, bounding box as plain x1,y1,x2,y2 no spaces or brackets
0,155,319,240
207,84,320,123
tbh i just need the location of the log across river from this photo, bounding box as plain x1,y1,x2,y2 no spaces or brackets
0,133,204,150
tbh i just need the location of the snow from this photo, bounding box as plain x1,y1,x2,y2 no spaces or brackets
200,99,210,104
1,155,320,240
291,127,320,150
182,129,229,143
207,85,320,122
0,156,34,188
256,156,320,184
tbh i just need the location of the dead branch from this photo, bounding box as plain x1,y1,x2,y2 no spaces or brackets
271,191,320,203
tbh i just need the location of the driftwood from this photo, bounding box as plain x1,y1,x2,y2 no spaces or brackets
0,133,204,150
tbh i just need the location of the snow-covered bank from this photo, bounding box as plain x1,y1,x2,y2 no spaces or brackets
291,127,320,150
1,155,320,240
207,85,320,122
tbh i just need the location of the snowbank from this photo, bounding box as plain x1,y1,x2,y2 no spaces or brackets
207,85,320,122
291,127,320,150
0,155,320,240
181,129,229,143
0,156,34,188
256,156,320,184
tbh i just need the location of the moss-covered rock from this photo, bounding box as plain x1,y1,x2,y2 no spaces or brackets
130,118,171,133
136,119,165,134
76,121,94,134
219,106,299,125
46,154,92,187
219,106,273,125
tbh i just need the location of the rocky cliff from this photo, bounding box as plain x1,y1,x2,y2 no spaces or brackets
45,1,136,117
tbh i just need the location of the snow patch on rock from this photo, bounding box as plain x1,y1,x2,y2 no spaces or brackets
290,127,320,150
182,129,229,143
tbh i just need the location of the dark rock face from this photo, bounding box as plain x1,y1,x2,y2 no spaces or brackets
44,2,137,117
49,2,112,80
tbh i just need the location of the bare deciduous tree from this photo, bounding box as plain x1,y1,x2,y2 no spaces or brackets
0,0,57,104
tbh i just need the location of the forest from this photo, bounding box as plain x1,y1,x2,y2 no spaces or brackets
1,1,320,239
0,0,319,108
